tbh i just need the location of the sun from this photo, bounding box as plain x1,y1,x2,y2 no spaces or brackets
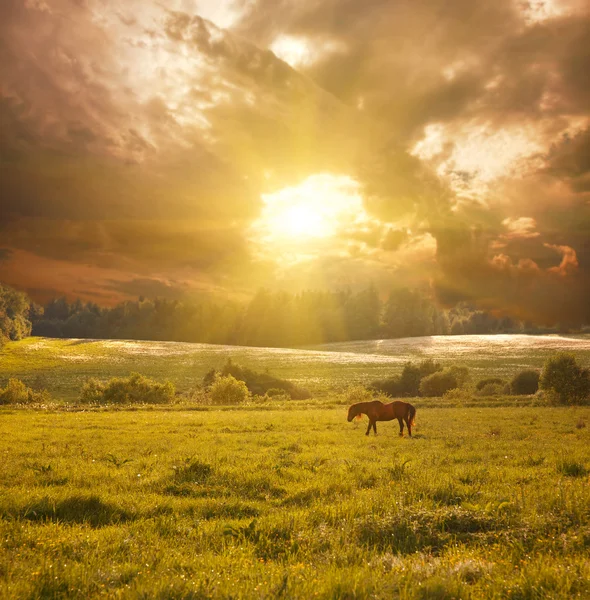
277,203,328,239
250,173,370,261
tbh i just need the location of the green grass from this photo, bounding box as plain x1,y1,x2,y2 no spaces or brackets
0,407,589,599
2,335,590,402
1,335,590,598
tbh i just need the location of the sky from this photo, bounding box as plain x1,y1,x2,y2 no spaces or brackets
1,0,589,325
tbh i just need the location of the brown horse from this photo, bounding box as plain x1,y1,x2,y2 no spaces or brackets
347,400,416,437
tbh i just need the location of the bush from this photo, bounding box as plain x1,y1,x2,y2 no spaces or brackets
204,359,311,400
510,370,540,395
443,388,472,402
448,365,469,387
0,378,51,405
399,360,444,396
370,359,443,397
368,376,402,397
540,353,590,405
209,374,251,405
345,385,373,405
78,373,175,405
79,378,106,404
264,388,290,400
419,369,458,397
476,377,505,391
475,382,507,397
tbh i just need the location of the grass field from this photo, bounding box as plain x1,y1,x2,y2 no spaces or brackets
0,407,589,599
1,335,590,598
2,334,590,401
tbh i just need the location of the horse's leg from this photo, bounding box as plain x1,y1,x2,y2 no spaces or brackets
365,420,373,436
373,421,377,435
397,417,404,437
404,416,412,437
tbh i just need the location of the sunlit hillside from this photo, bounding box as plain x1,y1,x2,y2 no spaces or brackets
2,334,590,402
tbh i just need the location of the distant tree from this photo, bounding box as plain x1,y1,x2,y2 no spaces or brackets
382,289,434,338
540,353,590,405
345,285,381,340
0,284,32,345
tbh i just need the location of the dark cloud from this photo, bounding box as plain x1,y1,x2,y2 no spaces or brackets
545,127,590,192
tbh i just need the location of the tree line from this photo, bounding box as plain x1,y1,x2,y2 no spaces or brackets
25,285,549,347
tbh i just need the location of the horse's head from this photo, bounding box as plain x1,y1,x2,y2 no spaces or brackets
347,404,358,422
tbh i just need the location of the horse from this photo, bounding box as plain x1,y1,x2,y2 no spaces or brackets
347,400,416,437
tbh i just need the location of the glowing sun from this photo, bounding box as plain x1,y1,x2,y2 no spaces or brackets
252,173,367,248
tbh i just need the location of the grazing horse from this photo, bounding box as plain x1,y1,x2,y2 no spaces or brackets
347,400,416,437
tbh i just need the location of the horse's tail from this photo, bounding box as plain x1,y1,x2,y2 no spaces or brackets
408,404,416,427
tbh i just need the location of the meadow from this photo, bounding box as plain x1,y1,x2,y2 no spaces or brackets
2,334,590,401
1,335,590,599
0,407,589,599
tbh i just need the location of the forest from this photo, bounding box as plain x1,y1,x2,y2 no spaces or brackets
23,285,555,347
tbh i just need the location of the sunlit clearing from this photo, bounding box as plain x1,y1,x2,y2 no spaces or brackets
250,174,369,261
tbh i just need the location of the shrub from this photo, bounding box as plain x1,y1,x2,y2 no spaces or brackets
398,359,444,396
368,376,402,397
420,369,458,397
476,377,505,391
540,353,590,405
0,378,51,405
448,365,470,387
204,359,311,400
209,374,251,405
510,370,540,395
475,383,506,397
79,378,106,405
345,385,373,405
443,388,472,402
78,373,175,405
370,359,443,397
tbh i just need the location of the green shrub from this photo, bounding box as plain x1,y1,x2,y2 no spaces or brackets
209,374,251,405
510,369,540,395
443,387,472,402
78,373,175,405
540,353,590,405
476,377,505,391
78,378,106,405
368,376,402,397
420,369,458,397
345,385,373,405
370,359,443,397
475,382,506,397
204,359,310,400
448,365,470,387
0,378,51,405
